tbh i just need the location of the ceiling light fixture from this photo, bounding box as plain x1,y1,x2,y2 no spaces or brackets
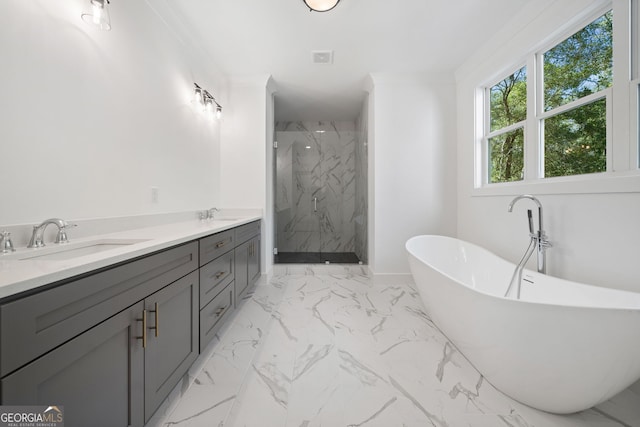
194,83,223,120
303,0,340,12
81,0,111,31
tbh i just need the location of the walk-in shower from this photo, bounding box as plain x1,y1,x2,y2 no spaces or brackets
274,121,367,264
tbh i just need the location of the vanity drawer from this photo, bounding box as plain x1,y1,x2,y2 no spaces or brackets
235,220,260,245
199,283,234,352
199,250,234,308
0,242,198,377
199,229,234,266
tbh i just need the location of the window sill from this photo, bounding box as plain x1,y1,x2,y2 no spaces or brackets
472,171,640,196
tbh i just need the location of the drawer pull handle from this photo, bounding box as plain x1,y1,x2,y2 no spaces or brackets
136,309,147,348
149,303,159,337
215,240,227,248
214,306,227,318
215,271,226,280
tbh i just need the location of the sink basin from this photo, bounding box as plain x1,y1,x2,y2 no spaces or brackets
2,239,150,261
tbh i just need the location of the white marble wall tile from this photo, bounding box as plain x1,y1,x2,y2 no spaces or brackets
277,230,295,252
293,231,321,252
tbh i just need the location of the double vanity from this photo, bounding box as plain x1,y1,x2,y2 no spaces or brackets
0,215,261,427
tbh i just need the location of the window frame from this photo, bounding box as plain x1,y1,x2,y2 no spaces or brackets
474,0,640,195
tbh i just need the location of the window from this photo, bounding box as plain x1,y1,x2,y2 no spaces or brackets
540,11,612,178
478,4,633,190
487,67,526,183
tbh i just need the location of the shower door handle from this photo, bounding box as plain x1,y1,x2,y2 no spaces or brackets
313,197,317,212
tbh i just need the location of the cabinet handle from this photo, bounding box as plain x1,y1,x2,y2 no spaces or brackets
215,239,227,248
149,303,159,337
136,309,147,348
215,271,226,280
214,306,227,318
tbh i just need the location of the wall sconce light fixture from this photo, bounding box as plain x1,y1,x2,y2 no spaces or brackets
303,0,340,12
194,83,222,119
81,0,112,31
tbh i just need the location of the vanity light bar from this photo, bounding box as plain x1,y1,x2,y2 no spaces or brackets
194,83,222,119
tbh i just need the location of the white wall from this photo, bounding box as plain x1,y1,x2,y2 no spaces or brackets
367,73,458,276
456,0,640,292
0,0,225,225
220,75,273,273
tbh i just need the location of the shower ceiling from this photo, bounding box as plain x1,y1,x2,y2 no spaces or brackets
159,0,534,121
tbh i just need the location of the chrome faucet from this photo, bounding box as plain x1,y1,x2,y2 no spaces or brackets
207,207,220,220
198,208,220,221
27,218,77,248
507,195,552,274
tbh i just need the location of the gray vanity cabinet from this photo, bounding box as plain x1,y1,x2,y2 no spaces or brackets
0,220,262,427
1,302,145,427
0,243,199,427
234,240,249,306
0,242,198,377
234,221,261,305
248,235,261,286
1,270,198,426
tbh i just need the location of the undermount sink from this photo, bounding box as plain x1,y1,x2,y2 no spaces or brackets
2,238,150,261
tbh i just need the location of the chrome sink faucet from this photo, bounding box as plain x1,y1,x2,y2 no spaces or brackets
507,195,552,274
28,218,77,248
198,207,220,221
207,207,220,220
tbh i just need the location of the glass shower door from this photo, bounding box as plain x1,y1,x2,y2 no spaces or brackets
274,123,360,264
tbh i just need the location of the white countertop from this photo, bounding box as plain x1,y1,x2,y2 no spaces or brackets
0,216,261,301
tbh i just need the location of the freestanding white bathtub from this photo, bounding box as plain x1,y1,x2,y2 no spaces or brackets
406,235,640,414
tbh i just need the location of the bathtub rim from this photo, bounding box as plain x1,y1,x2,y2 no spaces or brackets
406,234,640,311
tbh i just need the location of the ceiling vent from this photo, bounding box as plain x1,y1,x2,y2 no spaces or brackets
312,50,333,64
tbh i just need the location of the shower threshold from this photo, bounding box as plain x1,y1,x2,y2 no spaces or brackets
274,252,361,264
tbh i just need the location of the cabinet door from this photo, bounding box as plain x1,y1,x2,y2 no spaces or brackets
1,302,145,427
234,240,249,307
248,235,261,286
144,271,198,422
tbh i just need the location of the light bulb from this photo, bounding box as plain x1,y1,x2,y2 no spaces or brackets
92,2,103,24
194,88,204,108
81,0,111,31
205,99,214,118
216,106,222,119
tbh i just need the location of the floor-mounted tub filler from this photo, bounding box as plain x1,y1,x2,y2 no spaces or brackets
406,234,640,414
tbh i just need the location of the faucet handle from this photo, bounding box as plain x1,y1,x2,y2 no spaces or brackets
55,223,77,244
208,207,220,220
539,236,552,249
1,231,16,253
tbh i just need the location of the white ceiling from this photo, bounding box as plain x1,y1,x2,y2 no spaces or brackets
163,0,532,122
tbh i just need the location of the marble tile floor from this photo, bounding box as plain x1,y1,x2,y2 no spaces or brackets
150,265,640,427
